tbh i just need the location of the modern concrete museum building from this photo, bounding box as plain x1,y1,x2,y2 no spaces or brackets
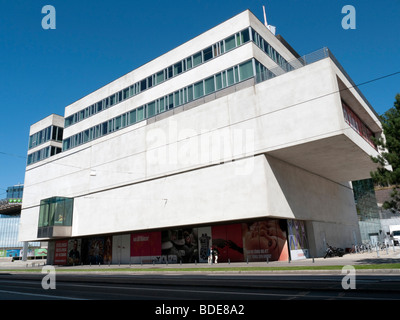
19,10,384,264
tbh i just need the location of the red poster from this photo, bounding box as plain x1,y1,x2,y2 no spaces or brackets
131,232,161,257
54,240,68,265
211,224,243,262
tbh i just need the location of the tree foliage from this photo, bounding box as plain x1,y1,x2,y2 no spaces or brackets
371,94,400,212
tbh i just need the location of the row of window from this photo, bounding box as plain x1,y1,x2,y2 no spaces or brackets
27,146,62,166
342,101,376,149
251,29,293,72
28,126,63,150
64,28,253,129
63,27,289,130
62,59,264,152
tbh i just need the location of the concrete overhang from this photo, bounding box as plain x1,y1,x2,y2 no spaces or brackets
0,201,21,215
266,133,380,183
337,77,382,133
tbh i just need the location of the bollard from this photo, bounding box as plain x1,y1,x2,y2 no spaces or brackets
376,244,380,258
266,257,269,264
312,257,315,263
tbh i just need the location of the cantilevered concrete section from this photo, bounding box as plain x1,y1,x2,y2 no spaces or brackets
256,56,383,184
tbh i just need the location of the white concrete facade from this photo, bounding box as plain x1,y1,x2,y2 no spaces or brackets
19,10,384,260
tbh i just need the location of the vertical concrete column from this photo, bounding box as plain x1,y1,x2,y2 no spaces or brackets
22,242,28,261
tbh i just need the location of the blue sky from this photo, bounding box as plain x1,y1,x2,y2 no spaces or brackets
0,0,399,195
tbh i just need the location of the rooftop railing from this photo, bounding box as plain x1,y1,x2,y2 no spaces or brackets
255,47,330,83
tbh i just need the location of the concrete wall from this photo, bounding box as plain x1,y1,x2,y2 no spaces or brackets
264,155,360,257
20,153,360,257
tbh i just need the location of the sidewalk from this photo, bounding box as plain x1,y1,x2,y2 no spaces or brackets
1,249,399,273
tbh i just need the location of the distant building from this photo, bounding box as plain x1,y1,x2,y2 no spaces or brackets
6,185,23,202
0,185,45,260
19,10,385,264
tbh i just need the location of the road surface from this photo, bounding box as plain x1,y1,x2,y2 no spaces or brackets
0,272,399,300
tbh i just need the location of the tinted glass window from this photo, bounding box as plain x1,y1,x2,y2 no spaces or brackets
203,46,213,62
156,71,164,84
147,102,156,117
204,76,215,95
194,81,204,99
140,79,147,91
193,52,202,67
241,29,250,43
225,35,236,51
174,62,182,75
239,60,254,80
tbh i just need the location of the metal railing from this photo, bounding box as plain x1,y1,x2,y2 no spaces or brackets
255,47,330,83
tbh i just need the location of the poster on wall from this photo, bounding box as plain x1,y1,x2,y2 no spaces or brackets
104,236,113,265
211,224,244,262
5,249,20,258
54,240,68,265
161,228,198,263
197,227,211,263
242,220,289,262
131,232,161,263
88,237,105,264
120,219,292,264
35,248,47,257
85,236,112,265
67,239,81,266
287,219,309,261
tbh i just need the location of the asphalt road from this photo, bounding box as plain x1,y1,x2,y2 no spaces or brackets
0,272,400,301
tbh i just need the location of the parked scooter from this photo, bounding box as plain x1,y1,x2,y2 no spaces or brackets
324,244,345,258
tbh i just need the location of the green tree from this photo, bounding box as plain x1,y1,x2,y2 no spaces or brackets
371,94,400,212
